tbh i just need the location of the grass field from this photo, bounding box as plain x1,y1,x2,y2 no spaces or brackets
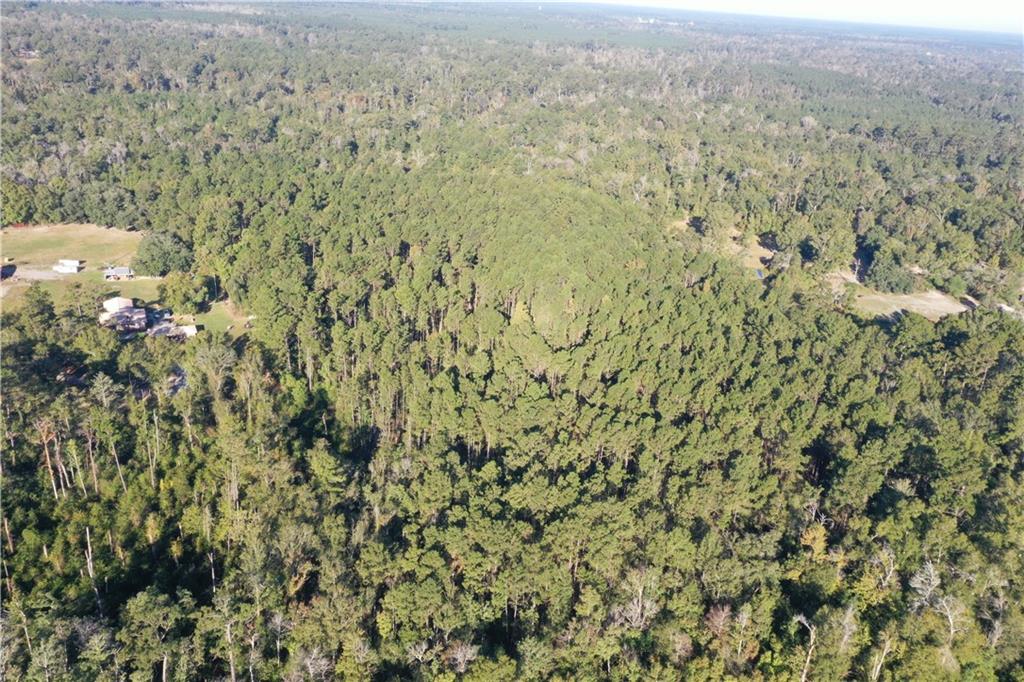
1,224,151,308
2,223,141,267
852,289,968,322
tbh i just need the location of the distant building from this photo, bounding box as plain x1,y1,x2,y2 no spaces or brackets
103,296,134,313
104,266,134,281
53,259,83,274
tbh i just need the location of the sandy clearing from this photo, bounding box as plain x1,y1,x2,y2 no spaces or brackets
854,289,968,322
722,228,773,272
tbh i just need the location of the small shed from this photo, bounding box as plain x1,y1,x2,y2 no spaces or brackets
103,296,134,313
53,259,83,274
104,266,134,281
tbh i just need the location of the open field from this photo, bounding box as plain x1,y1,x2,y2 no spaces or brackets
1,224,151,307
827,269,969,322
1,223,141,267
853,289,968,322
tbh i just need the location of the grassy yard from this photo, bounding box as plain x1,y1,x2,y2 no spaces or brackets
177,300,250,339
2,270,163,308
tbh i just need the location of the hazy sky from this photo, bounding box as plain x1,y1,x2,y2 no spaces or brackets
584,0,1024,33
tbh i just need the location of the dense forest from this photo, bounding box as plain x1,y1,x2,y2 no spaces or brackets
2,2,1023,680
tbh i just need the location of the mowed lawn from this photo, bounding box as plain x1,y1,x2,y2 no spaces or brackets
191,300,251,338
2,223,142,267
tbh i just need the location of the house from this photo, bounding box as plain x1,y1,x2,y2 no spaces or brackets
97,295,148,333
147,320,177,338
103,307,147,332
104,266,134,281
53,259,83,274
103,296,134,313
146,321,200,341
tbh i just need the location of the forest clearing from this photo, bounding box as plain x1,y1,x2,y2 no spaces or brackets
723,228,775,273
851,289,969,321
720,231,973,321
1,223,245,334
1,223,151,304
